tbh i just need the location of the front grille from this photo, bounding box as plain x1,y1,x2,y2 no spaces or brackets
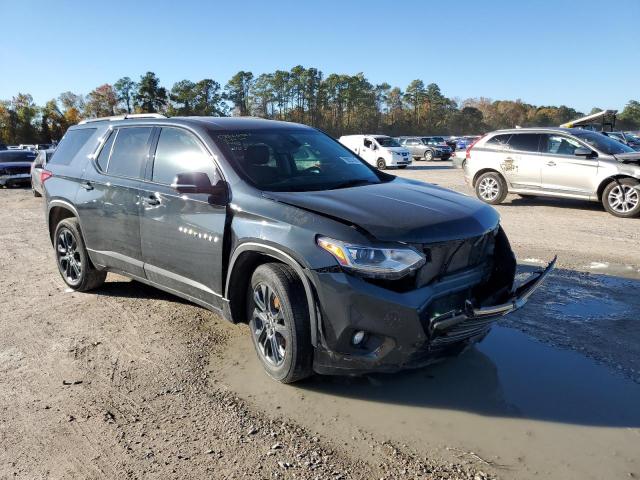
429,316,494,349
1,166,30,175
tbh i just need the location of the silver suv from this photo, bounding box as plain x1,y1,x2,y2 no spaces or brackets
396,136,452,161
464,128,640,218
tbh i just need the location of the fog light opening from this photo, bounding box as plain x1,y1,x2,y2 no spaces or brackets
352,330,366,346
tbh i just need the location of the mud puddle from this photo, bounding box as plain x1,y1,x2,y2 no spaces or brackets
215,326,640,479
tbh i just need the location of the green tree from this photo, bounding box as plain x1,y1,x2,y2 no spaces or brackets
85,84,118,118
619,100,640,129
114,77,137,113
404,79,426,125
225,71,254,116
135,72,167,113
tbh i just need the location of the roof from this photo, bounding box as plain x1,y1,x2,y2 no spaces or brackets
489,127,590,135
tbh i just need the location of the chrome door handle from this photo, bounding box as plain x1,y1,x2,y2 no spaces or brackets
80,181,94,191
143,195,160,206
547,161,556,166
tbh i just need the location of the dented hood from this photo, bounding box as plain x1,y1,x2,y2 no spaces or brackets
614,152,640,164
266,178,500,243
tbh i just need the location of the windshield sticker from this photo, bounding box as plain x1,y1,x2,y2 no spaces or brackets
340,156,361,164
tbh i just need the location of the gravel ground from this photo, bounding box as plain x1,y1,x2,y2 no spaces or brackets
0,186,496,479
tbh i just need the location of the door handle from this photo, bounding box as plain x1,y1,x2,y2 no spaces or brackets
80,181,94,191
143,195,160,206
547,161,556,166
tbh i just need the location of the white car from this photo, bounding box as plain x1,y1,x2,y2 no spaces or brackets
338,134,412,169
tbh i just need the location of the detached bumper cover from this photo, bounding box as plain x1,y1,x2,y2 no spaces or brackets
311,257,556,375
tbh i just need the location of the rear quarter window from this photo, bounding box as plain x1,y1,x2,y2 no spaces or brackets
485,134,512,149
49,128,97,165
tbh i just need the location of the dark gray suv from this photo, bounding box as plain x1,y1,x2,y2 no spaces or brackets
43,115,554,383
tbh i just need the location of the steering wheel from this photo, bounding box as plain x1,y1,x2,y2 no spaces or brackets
302,165,322,175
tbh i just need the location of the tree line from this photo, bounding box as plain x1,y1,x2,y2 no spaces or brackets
2,67,640,145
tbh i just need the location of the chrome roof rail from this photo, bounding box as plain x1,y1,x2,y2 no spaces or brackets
79,113,166,124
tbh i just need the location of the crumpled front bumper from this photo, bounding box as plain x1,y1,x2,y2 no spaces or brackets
311,257,556,376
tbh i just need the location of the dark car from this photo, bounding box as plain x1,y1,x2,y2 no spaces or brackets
31,148,55,197
602,131,640,151
43,115,553,383
396,136,453,161
0,149,37,187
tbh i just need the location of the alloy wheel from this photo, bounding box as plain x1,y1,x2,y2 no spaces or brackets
478,177,500,201
608,184,639,214
251,282,288,367
56,228,82,285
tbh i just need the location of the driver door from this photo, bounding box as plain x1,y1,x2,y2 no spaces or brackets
139,126,227,309
359,137,378,165
539,134,598,196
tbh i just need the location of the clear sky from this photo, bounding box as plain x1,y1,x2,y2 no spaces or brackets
1,0,638,113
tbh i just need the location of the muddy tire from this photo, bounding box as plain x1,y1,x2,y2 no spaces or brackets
246,263,313,384
376,158,386,170
54,218,106,291
475,171,508,205
602,178,640,218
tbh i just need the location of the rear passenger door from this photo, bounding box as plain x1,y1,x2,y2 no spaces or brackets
76,126,154,278
501,133,544,189
138,126,227,309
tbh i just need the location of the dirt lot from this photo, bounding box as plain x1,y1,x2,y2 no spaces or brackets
1,165,639,479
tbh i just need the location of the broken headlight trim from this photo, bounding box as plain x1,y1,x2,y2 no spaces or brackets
316,236,426,279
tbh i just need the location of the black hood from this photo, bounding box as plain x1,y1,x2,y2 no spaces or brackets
265,177,500,243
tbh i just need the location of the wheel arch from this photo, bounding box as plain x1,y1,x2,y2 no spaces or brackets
225,242,319,346
47,200,80,245
473,168,505,187
596,175,638,201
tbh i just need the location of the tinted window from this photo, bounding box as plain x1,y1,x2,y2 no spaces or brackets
507,133,541,152
152,128,215,185
95,130,116,171
48,128,96,165
486,134,511,148
540,134,583,155
212,129,384,192
573,131,635,155
107,127,153,178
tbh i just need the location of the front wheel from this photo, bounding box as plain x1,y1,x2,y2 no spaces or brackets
54,218,106,291
602,179,640,218
475,172,508,205
376,158,386,170
247,263,313,383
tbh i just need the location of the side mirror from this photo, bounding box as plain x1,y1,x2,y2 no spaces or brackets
371,143,378,150
574,147,593,157
172,172,215,194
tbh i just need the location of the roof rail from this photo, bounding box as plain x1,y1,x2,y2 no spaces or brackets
79,113,166,125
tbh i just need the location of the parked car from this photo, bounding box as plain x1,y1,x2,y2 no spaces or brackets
42,115,553,383
464,127,640,217
30,148,55,197
456,136,480,150
338,134,412,169
444,137,457,152
396,136,452,161
602,131,640,151
0,149,37,187
0,142,7,151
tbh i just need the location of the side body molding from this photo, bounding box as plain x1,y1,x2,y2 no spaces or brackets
225,242,319,346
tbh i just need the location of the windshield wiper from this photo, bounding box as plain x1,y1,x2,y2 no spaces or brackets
330,179,376,190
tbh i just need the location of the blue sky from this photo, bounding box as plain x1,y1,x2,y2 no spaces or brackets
1,0,638,113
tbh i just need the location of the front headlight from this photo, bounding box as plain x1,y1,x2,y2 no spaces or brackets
316,236,425,279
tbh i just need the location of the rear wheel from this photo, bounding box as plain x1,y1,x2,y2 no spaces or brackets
424,150,434,161
54,218,106,291
376,158,386,170
246,263,313,383
475,172,508,205
602,178,640,218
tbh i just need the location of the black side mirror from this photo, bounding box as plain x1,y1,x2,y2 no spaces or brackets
371,143,378,150
574,147,593,157
172,172,215,194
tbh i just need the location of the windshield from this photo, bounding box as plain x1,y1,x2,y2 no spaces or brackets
212,129,386,192
374,137,401,148
573,131,635,155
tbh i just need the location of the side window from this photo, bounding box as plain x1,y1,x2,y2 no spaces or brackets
541,135,583,155
152,128,216,185
363,138,372,148
485,134,511,149
95,130,116,171
106,127,153,178
48,128,97,166
507,134,541,152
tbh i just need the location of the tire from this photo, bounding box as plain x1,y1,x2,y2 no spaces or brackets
602,178,640,218
397,165,407,169
32,188,41,197
424,150,434,161
246,263,313,383
475,172,508,205
54,218,107,291
376,158,386,170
